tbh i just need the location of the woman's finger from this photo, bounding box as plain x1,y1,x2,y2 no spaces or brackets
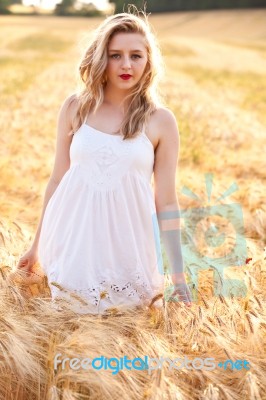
171,283,192,306
17,259,30,271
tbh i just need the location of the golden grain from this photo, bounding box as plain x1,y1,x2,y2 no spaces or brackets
245,313,255,334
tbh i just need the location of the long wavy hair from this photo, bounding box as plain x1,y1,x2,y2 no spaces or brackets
69,7,165,139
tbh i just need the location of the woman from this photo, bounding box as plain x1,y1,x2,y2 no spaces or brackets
16,10,192,314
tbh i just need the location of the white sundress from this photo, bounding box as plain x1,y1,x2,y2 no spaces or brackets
38,119,165,314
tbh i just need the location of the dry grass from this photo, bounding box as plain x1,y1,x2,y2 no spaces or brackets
0,9,266,400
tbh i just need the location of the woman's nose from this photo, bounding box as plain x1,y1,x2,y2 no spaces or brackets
121,56,132,69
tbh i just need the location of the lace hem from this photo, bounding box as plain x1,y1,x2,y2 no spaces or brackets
47,268,164,314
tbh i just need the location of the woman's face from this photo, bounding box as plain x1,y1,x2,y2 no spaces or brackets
105,32,148,90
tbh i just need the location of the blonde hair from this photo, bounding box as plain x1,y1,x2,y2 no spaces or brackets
70,6,165,139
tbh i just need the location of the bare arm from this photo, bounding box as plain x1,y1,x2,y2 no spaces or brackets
30,94,78,251
153,108,192,306
153,108,180,213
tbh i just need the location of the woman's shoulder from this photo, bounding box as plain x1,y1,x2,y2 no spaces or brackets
62,93,79,111
145,106,178,148
151,106,177,125
149,106,179,141
60,93,79,126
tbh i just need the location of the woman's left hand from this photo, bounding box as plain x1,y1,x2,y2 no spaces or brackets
169,272,192,307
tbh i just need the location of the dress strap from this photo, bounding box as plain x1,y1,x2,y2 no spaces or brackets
84,114,89,125
141,120,146,134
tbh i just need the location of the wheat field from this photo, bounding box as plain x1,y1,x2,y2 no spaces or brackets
0,9,266,400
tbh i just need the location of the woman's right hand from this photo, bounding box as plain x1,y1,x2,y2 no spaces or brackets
10,247,45,285
16,247,39,276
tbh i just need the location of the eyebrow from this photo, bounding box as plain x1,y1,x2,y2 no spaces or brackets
109,49,144,52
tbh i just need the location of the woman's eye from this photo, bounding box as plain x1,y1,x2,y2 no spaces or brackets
110,54,141,59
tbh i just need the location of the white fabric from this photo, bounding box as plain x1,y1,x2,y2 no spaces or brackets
38,122,165,314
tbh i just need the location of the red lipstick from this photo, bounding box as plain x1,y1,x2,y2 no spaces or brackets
120,74,132,80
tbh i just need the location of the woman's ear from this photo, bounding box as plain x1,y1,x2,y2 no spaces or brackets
101,72,107,85
144,58,150,74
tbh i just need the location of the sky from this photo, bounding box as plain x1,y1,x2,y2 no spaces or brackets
22,0,109,10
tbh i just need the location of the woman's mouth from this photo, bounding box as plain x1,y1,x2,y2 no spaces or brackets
119,75,132,80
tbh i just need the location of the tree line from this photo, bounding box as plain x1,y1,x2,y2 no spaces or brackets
1,0,265,15
112,0,266,13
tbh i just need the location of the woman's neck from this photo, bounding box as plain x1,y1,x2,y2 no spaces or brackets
103,84,132,111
